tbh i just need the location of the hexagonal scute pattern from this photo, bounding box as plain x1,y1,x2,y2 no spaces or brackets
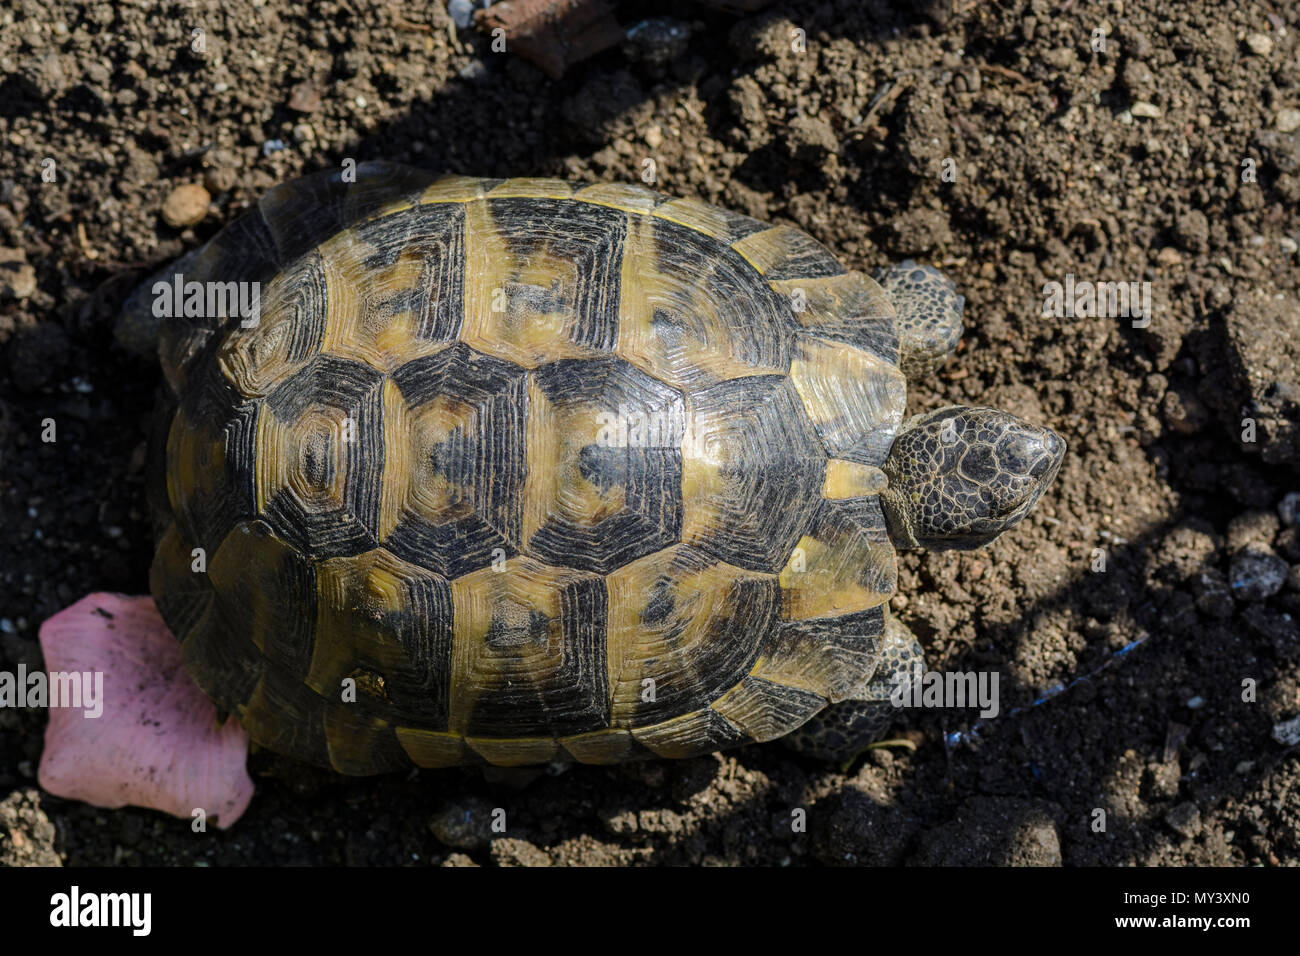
255,354,387,557
460,198,626,367
449,557,609,743
523,357,685,574
316,203,465,371
152,174,903,773
382,344,527,578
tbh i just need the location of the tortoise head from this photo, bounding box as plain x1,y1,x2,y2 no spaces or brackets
880,406,1065,551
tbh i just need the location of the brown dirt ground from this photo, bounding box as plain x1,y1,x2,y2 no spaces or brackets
2,0,1299,866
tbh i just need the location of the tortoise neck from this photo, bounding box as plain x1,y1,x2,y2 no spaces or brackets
878,483,921,550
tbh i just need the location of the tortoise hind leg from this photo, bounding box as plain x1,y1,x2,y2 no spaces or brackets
782,615,923,762
873,261,964,377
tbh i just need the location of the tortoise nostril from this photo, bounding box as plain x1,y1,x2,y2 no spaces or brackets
1030,430,1065,477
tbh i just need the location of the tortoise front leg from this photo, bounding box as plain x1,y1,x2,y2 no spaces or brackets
873,261,965,378
781,613,923,762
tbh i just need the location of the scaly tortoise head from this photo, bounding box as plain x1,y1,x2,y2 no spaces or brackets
880,406,1065,551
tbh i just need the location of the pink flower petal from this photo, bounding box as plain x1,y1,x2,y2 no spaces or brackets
37,593,253,828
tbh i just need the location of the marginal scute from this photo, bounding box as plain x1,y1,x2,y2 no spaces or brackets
486,178,575,200
761,605,886,703
209,519,317,677
710,675,826,742
165,386,256,556
179,599,265,714
574,181,667,215
778,498,896,621
257,162,435,264
418,175,501,205
149,522,214,644
731,225,846,281
323,705,408,775
238,667,331,769
633,707,744,759
651,196,767,244
559,728,638,764
789,334,907,466
257,170,349,265
338,162,439,225
465,735,558,767
395,727,466,768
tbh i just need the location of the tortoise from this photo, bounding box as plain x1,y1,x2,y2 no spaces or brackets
103,161,1064,778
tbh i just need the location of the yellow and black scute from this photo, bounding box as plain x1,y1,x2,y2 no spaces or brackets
146,163,908,773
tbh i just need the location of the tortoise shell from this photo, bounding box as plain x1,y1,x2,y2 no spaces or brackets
146,162,907,773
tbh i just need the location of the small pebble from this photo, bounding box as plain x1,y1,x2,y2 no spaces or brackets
1278,492,1300,527
448,0,475,29
1186,695,1205,710
1245,32,1274,57
160,184,210,228
0,247,37,300
1229,545,1289,600
1282,237,1299,255
429,798,494,850
1131,101,1161,119
1272,714,1300,747
203,165,237,194
288,81,322,113
1276,109,1300,134
1165,802,1202,838
262,139,287,157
